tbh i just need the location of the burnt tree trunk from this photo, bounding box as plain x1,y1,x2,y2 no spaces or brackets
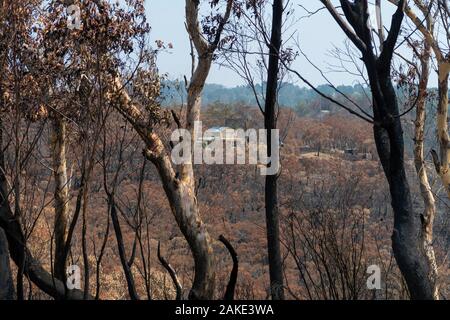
365,7,436,302
0,118,14,300
0,227,14,300
263,0,284,301
218,235,238,300
322,0,437,299
109,196,139,300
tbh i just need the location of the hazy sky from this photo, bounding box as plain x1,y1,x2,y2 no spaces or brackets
145,0,427,88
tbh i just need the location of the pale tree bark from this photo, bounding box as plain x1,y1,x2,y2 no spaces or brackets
434,63,450,198
390,0,450,198
413,35,439,299
375,0,385,51
49,117,70,282
108,0,232,300
110,76,214,299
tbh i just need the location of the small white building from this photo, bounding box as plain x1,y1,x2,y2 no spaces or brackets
198,127,247,147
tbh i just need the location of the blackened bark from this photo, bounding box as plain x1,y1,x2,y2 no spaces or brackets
109,196,139,300
157,241,183,300
371,84,435,300
218,235,238,300
0,227,14,300
365,25,435,302
263,0,284,300
321,0,437,299
0,119,14,300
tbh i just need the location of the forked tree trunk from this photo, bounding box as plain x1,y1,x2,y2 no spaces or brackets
112,73,216,299
322,0,437,299
49,117,70,282
141,124,215,299
116,42,217,300
109,0,232,300
159,176,215,300
181,52,216,299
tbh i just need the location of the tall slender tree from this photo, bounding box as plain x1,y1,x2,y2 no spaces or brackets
263,0,285,300
219,0,291,300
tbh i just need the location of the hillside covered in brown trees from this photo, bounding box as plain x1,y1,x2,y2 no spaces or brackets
0,0,448,301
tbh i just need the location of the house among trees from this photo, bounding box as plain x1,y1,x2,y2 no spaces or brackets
200,127,241,147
